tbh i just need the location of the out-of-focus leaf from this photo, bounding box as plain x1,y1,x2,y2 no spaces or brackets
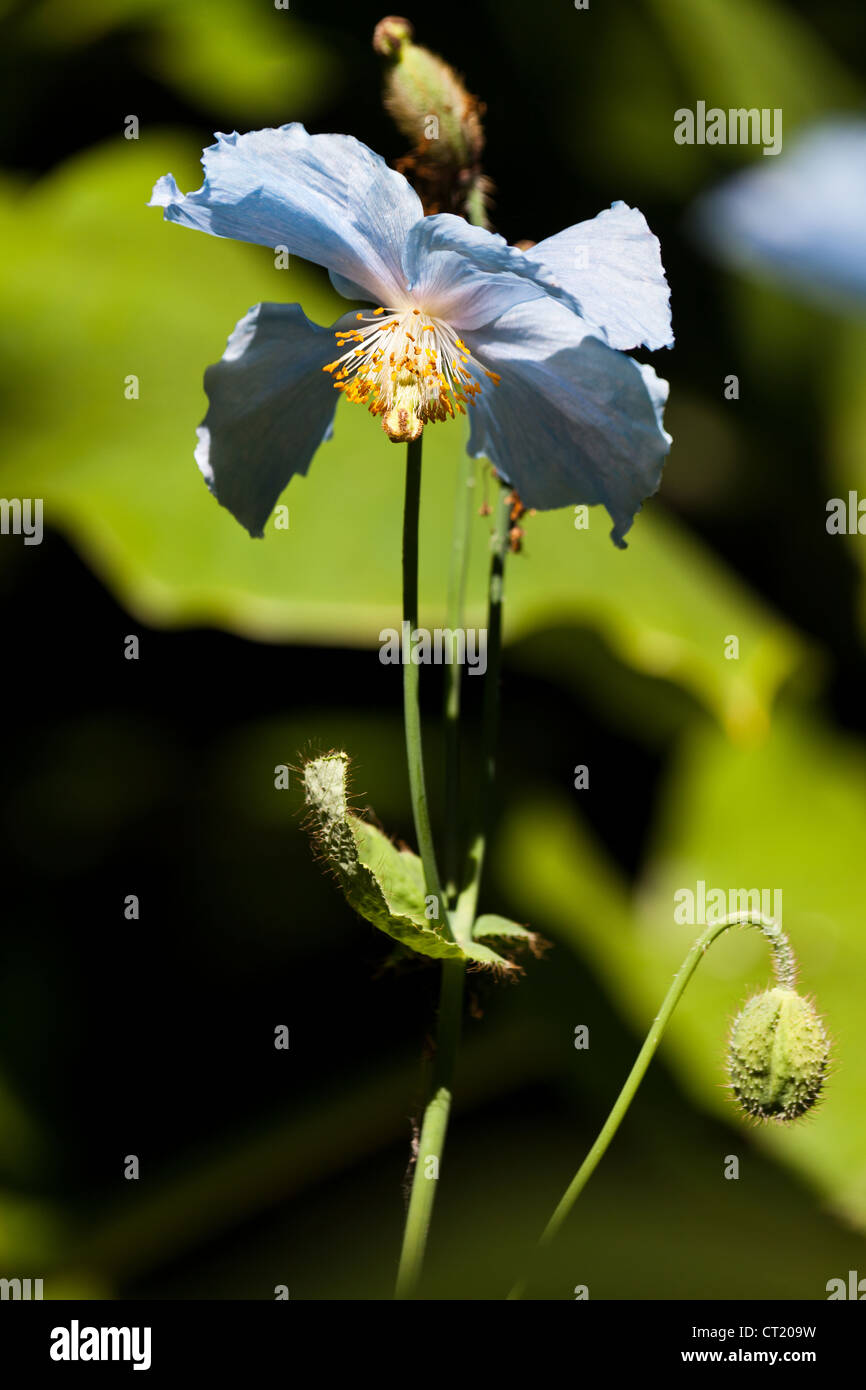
829,320,866,636
143,1,338,122
0,1074,46,1176
0,138,807,738
0,1193,69,1266
646,0,859,144
497,705,866,1228
494,0,857,198
22,0,339,122
506,504,806,744
22,0,169,43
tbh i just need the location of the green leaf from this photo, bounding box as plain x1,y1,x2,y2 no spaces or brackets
302,754,520,971
23,0,339,124
646,0,859,140
472,913,540,950
496,705,866,1229
492,0,858,198
0,137,807,737
144,1,339,123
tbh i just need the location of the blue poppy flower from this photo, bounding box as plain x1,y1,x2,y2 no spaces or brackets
692,120,866,308
150,124,672,546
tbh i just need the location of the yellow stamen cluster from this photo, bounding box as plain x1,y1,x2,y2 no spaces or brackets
323,306,500,442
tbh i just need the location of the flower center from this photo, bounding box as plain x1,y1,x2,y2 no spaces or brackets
323,306,499,442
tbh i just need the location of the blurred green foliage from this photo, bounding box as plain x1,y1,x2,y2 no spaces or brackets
500,706,866,1229
22,0,339,122
0,136,807,741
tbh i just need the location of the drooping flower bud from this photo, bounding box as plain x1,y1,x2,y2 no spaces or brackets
728,987,829,1122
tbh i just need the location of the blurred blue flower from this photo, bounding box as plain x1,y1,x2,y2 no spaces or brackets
692,120,866,307
151,124,672,545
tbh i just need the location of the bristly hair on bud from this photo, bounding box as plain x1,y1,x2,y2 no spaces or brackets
728,987,830,1123
373,16,492,226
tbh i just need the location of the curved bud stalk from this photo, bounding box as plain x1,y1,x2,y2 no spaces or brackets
509,911,831,1298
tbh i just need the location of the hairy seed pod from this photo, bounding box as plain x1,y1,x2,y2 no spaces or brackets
728,988,829,1122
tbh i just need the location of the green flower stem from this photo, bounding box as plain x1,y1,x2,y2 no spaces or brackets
452,481,510,937
443,452,476,905
396,456,476,1300
400,433,448,931
396,433,460,1300
508,911,792,1300
395,467,511,1300
394,956,465,1300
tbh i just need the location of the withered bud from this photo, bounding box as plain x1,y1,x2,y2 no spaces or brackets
372,16,413,59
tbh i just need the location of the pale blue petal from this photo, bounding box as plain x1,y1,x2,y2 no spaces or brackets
150,124,423,306
402,213,586,330
195,302,341,537
692,120,866,304
528,202,673,350
463,299,671,546
328,269,380,302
